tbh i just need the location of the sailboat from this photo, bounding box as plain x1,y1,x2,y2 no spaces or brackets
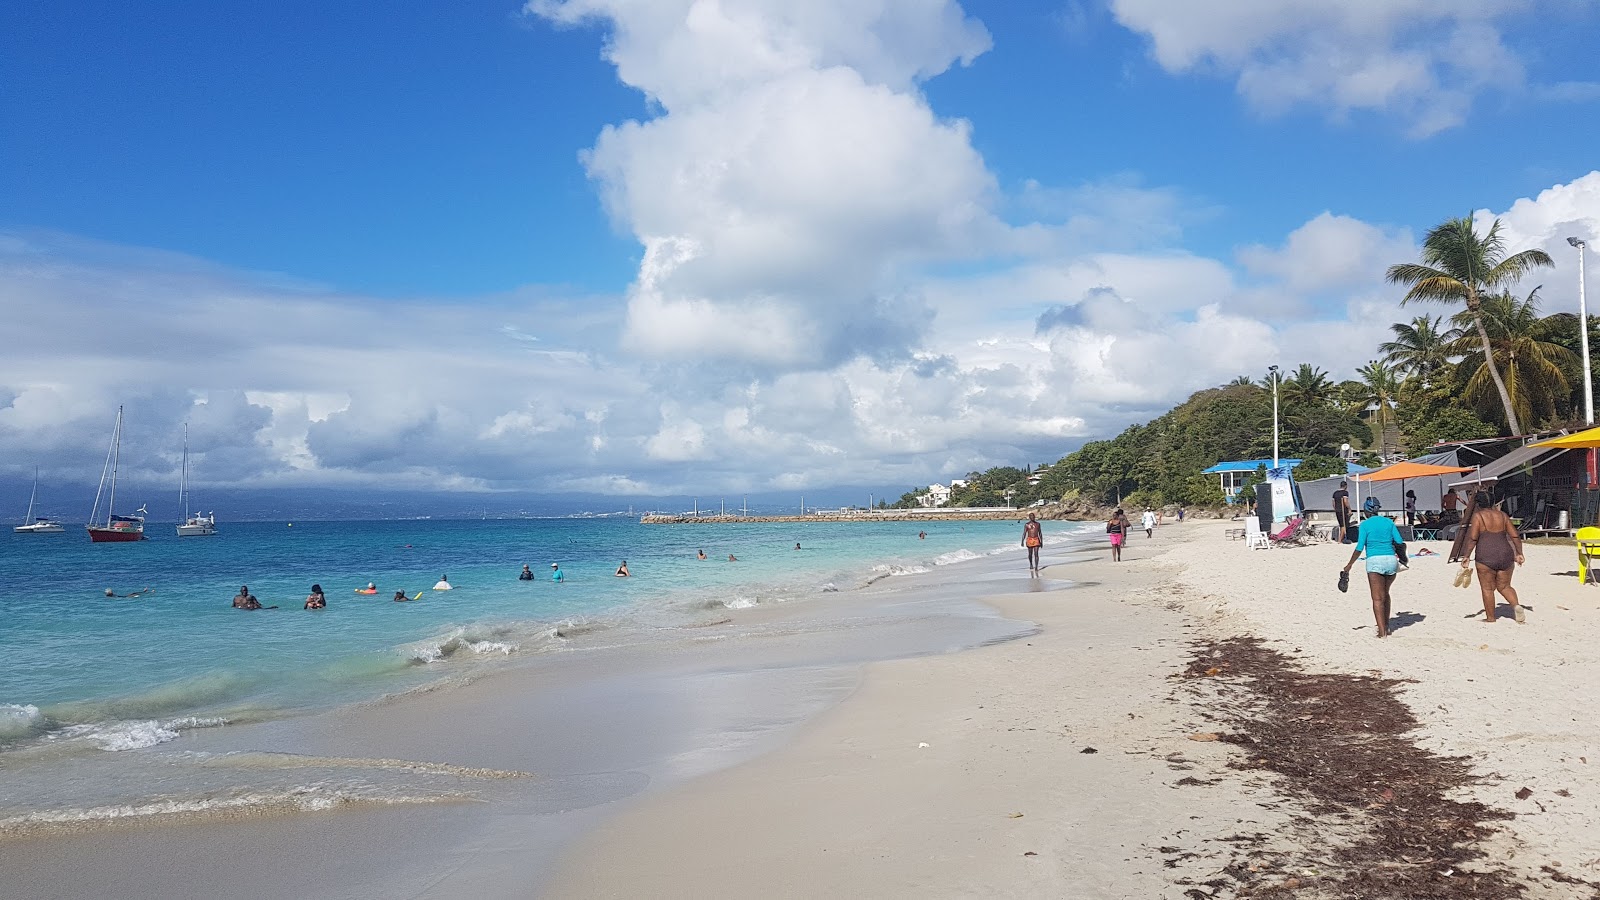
14,467,65,533
86,406,147,542
176,423,217,537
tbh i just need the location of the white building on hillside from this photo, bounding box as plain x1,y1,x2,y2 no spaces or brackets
921,483,952,507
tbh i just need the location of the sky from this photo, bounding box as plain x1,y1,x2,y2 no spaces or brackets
3,0,1600,506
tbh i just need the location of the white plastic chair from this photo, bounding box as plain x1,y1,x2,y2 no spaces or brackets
1245,517,1270,550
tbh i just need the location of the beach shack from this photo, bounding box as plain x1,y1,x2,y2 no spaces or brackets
1201,458,1302,503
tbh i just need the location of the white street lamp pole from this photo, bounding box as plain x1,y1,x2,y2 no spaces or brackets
1570,237,1593,425
1269,365,1280,468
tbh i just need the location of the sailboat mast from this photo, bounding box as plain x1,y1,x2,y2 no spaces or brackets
24,467,37,523
107,407,122,528
180,423,189,521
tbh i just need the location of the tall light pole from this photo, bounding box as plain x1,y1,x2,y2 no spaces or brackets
1569,237,1593,425
1269,365,1280,468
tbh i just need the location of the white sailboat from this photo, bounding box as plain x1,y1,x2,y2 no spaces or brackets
14,467,65,533
176,424,217,537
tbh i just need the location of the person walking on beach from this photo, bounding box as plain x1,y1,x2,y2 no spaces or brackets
1141,508,1157,538
1106,509,1126,562
304,584,326,610
1021,513,1043,575
1340,510,1405,638
1332,481,1352,542
1459,491,1525,624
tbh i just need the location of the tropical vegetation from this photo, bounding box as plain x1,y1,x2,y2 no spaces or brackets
892,215,1594,510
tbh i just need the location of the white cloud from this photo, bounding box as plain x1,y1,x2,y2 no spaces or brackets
531,0,1004,369
1110,0,1527,135
1237,212,1417,295
1475,170,1600,316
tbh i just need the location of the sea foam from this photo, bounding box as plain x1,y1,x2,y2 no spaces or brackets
0,704,42,741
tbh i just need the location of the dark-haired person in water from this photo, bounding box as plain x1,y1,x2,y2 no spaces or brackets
393,590,413,602
304,584,326,610
233,586,252,609
697,549,707,560
615,560,629,577
1460,491,1525,624
105,587,152,598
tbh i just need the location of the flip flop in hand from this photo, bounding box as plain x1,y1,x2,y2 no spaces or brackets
1337,570,1349,593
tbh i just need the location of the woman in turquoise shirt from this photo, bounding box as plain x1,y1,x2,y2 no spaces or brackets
1341,509,1406,638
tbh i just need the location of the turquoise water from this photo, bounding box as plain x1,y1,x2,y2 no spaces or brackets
0,517,1046,750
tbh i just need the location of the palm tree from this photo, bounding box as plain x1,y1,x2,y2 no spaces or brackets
1355,360,1403,460
1386,216,1554,435
1446,287,1577,430
1281,363,1335,408
1227,375,1255,387
1380,315,1461,387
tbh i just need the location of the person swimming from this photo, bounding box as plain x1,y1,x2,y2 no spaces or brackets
550,563,563,583
615,560,629,577
304,584,326,610
355,582,378,594
433,574,453,591
794,543,801,550
519,564,534,581
232,585,252,609
393,590,413,602
697,549,706,560
105,587,152,598
727,554,737,562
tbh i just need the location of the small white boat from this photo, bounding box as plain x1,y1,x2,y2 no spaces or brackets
176,424,217,537
15,468,65,534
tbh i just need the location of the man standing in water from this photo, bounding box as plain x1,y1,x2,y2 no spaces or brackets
1021,513,1043,575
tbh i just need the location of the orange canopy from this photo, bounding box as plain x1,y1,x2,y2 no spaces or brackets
1352,461,1475,483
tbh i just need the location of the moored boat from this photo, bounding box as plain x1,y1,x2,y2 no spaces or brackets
14,467,66,533
175,424,217,537
86,406,146,543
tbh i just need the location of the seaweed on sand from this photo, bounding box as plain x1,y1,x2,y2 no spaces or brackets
1178,637,1529,900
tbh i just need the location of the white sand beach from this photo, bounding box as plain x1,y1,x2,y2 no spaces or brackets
552,520,1600,898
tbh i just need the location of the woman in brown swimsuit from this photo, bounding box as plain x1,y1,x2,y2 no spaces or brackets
1459,492,1525,623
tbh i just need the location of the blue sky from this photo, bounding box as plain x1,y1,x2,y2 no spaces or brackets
3,0,1599,502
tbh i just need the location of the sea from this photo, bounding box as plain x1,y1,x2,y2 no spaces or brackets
0,515,1096,846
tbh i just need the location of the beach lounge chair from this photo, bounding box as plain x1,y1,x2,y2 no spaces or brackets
1269,516,1312,547
1244,517,1270,550
1577,526,1600,585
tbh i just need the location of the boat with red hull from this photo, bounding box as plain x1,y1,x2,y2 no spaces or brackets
86,406,146,543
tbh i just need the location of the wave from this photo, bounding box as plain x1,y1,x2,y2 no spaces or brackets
41,671,257,728
403,625,524,663
933,549,982,566
196,751,532,780
0,785,469,839
0,704,42,742
54,716,230,752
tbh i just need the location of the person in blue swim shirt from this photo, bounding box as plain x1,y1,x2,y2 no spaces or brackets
550,563,563,583
1341,506,1405,638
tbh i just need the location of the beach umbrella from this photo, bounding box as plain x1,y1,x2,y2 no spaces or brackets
1531,427,1600,449
1353,461,1475,526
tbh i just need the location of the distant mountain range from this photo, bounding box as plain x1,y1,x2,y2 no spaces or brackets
1,481,905,523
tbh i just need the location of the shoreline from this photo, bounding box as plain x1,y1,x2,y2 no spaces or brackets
549,519,1600,898
0,525,1068,899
